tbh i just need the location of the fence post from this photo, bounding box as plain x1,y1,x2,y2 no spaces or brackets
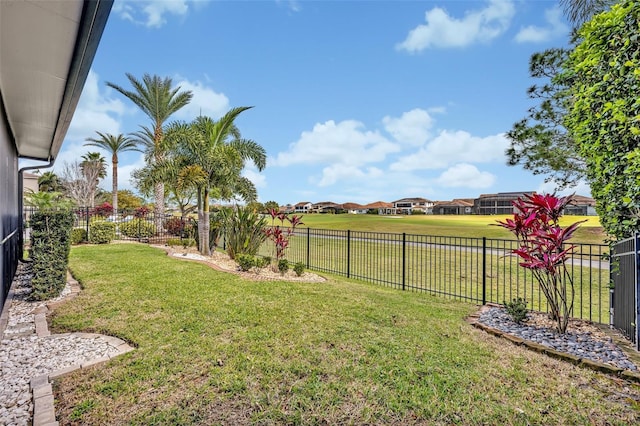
85,207,89,240
635,232,640,350
347,230,351,278
306,227,310,269
482,237,487,305
402,233,406,291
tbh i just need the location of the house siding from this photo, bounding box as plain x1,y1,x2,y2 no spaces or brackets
0,101,19,312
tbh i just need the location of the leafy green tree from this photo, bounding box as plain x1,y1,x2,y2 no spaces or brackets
107,74,192,222
246,201,265,213
264,200,280,212
506,48,585,189
564,0,639,239
37,171,64,193
84,132,140,213
160,107,266,255
80,152,107,207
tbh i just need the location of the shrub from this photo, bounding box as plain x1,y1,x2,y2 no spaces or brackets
410,209,425,215
89,221,115,244
134,206,151,218
255,256,270,269
94,202,113,218
236,253,256,272
293,262,305,277
119,218,156,239
224,207,267,259
504,298,528,324
496,193,584,333
166,238,195,248
29,209,74,300
70,228,87,245
278,259,289,275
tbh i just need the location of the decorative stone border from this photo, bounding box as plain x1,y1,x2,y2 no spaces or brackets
24,273,135,426
467,306,640,384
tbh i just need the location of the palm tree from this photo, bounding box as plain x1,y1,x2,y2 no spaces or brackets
84,132,140,213
80,152,107,207
560,0,617,25
107,73,193,224
37,171,63,193
162,107,266,255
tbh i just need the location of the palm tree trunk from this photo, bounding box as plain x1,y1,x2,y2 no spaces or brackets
202,187,211,256
154,182,164,232
197,188,204,253
112,156,118,214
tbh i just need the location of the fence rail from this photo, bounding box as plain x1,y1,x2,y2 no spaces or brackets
611,234,640,349
23,207,612,326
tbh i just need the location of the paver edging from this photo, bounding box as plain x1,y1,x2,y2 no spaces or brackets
467,308,640,384
28,271,135,426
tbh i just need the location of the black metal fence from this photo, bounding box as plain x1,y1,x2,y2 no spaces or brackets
256,227,610,325
611,234,640,349
22,208,611,326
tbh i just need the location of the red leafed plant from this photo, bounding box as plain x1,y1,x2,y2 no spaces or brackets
264,209,304,264
94,202,114,218
496,193,586,333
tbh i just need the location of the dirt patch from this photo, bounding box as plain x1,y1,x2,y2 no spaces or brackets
155,245,327,283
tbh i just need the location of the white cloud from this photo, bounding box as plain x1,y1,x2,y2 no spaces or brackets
382,108,434,146
173,78,230,120
317,165,383,187
436,163,496,188
390,130,509,171
273,119,399,167
515,6,568,43
113,0,191,28
396,0,515,52
242,164,267,189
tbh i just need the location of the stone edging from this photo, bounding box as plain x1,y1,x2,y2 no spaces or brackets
466,307,640,384
29,273,135,426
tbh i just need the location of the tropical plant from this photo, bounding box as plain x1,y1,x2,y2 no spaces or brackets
37,171,64,193
264,209,304,261
80,152,107,207
159,107,267,255
496,193,585,333
94,202,114,218
235,253,256,272
277,259,289,275
24,190,74,211
560,0,618,25
108,73,193,225
223,206,267,259
564,0,640,239
504,298,528,324
84,132,140,213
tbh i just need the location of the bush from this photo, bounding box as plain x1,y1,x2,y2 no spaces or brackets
70,228,87,245
89,221,115,244
165,217,191,236
29,210,74,300
504,298,528,324
293,262,305,277
119,218,156,239
236,253,256,272
278,259,289,275
166,238,196,248
255,256,270,269
223,207,267,259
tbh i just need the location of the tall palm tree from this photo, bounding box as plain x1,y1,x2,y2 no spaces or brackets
84,132,140,213
107,73,193,224
560,0,617,25
80,152,107,207
162,107,266,255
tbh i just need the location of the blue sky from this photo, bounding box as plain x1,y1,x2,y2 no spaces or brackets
42,0,588,205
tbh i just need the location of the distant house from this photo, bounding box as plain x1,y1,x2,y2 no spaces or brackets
433,199,474,215
474,192,535,215
279,204,295,214
23,172,39,195
294,202,313,213
312,201,342,214
565,195,597,216
342,202,368,214
392,197,434,214
364,201,394,215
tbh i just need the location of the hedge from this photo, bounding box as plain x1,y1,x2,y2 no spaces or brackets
89,221,116,244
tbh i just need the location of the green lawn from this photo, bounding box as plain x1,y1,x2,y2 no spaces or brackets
296,214,606,245
50,244,638,425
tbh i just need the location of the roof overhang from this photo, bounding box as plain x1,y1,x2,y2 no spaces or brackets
0,0,113,161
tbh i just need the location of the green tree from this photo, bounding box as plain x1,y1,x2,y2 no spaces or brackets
564,0,639,239
80,152,107,207
107,74,192,223
161,107,266,255
84,132,140,213
264,200,280,213
506,48,585,189
37,171,64,193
